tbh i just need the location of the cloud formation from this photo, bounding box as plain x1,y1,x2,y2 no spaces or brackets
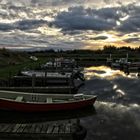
53,6,119,31
0,19,47,31
51,4,140,34
90,36,108,40
124,37,140,43
0,0,140,50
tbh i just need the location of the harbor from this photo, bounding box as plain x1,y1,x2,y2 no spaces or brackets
1,0,140,139
0,58,95,140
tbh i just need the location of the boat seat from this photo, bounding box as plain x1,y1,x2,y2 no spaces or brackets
15,96,23,102
73,93,84,99
46,98,52,103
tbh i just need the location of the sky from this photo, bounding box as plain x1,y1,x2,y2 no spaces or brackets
0,0,140,51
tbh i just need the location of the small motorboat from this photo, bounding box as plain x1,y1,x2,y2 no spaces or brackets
0,90,97,112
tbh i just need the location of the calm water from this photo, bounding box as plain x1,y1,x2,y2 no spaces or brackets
0,66,140,140
79,66,140,140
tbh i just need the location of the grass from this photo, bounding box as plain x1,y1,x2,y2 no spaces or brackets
0,57,48,79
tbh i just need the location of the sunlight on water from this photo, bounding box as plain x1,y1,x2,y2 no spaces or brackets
116,89,126,96
95,101,140,129
127,73,139,78
84,66,137,80
113,84,118,90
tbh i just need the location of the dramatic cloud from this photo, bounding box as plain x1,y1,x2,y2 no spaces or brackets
52,4,140,34
124,37,140,43
0,0,140,50
90,36,108,40
0,19,47,31
118,16,140,33
53,6,118,31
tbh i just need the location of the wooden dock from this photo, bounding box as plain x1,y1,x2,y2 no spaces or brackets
0,120,86,140
0,86,78,94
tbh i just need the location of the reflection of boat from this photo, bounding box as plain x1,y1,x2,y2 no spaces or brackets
0,90,97,112
0,105,96,123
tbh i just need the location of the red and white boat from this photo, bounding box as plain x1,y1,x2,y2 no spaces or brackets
0,90,97,112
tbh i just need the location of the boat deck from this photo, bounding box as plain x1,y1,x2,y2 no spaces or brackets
0,120,80,140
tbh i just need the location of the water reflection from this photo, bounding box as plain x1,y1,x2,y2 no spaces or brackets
81,101,140,140
84,66,126,80
0,106,96,123
79,66,140,140
80,66,140,104
0,65,140,140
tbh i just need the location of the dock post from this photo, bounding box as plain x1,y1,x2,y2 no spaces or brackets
124,64,130,75
32,74,36,93
45,71,47,86
69,73,75,94
138,68,140,77
8,71,12,87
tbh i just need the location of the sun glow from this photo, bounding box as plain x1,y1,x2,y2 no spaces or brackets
37,26,62,36
84,66,126,80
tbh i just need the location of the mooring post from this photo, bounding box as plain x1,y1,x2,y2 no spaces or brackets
45,70,47,86
32,74,36,92
138,68,140,77
124,63,130,75
8,71,12,87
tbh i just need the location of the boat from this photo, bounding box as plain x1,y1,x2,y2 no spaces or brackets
129,62,140,70
0,90,97,112
21,70,72,78
41,58,77,71
15,71,73,85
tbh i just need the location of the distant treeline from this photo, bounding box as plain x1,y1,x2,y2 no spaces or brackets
0,45,140,55
27,45,140,55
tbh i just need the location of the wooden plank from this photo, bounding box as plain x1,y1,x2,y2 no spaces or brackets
0,124,6,131
52,125,59,134
46,97,52,103
34,124,43,133
65,123,71,134
29,123,36,133
12,124,21,133
40,124,48,133
59,124,65,134
22,124,32,133
16,124,26,133
15,96,23,101
46,124,54,134
5,124,15,133
0,124,11,132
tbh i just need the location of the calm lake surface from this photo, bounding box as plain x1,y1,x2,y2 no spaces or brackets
0,66,140,140
79,66,140,140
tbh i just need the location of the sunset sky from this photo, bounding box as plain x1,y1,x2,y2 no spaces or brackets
0,0,140,51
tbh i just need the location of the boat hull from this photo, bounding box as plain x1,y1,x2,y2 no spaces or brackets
0,96,96,112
